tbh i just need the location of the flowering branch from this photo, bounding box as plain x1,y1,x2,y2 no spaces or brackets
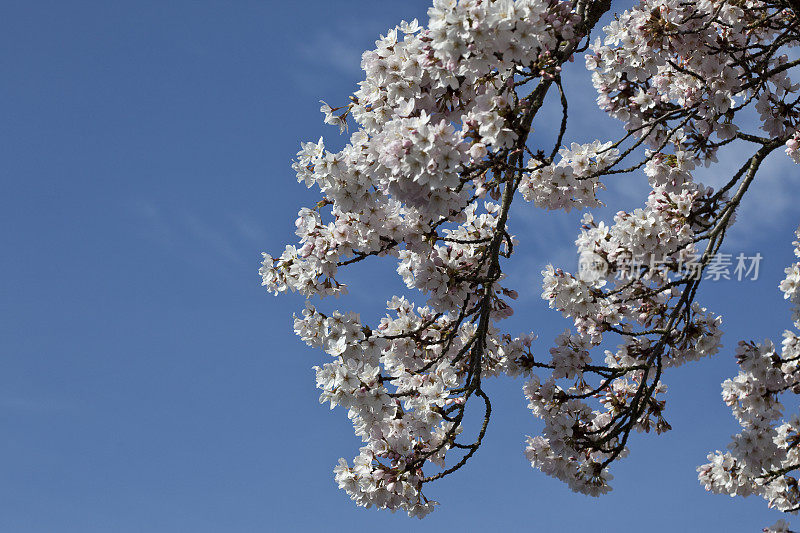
261,0,800,524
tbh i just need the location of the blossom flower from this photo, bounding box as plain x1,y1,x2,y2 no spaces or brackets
261,1,800,526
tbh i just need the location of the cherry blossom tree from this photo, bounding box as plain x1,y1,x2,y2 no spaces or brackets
260,0,800,529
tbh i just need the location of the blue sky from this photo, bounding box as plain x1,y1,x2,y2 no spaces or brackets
2,1,800,531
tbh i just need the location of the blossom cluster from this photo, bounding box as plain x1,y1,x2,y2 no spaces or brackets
525,166,724,494
699,228,800,515
519,140,616,210
788,132,800,165
587,0,800,162
261,0,599,515
262,0,800,524
297,299,460,517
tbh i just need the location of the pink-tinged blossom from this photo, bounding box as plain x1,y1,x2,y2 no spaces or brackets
262,0,800,525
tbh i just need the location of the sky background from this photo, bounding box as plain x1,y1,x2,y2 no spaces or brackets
2,1,800,531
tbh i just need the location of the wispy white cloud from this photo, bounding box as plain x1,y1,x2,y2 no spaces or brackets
299,30,367,79
177,209,244,265
740,154,800,230
505,201,584,303
541,54,800,251
695,144,800,248
0,396,77,414
231,213,271,244
293,16,421,91
293,19,395,92
131,201,271,271
134,200,175,246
